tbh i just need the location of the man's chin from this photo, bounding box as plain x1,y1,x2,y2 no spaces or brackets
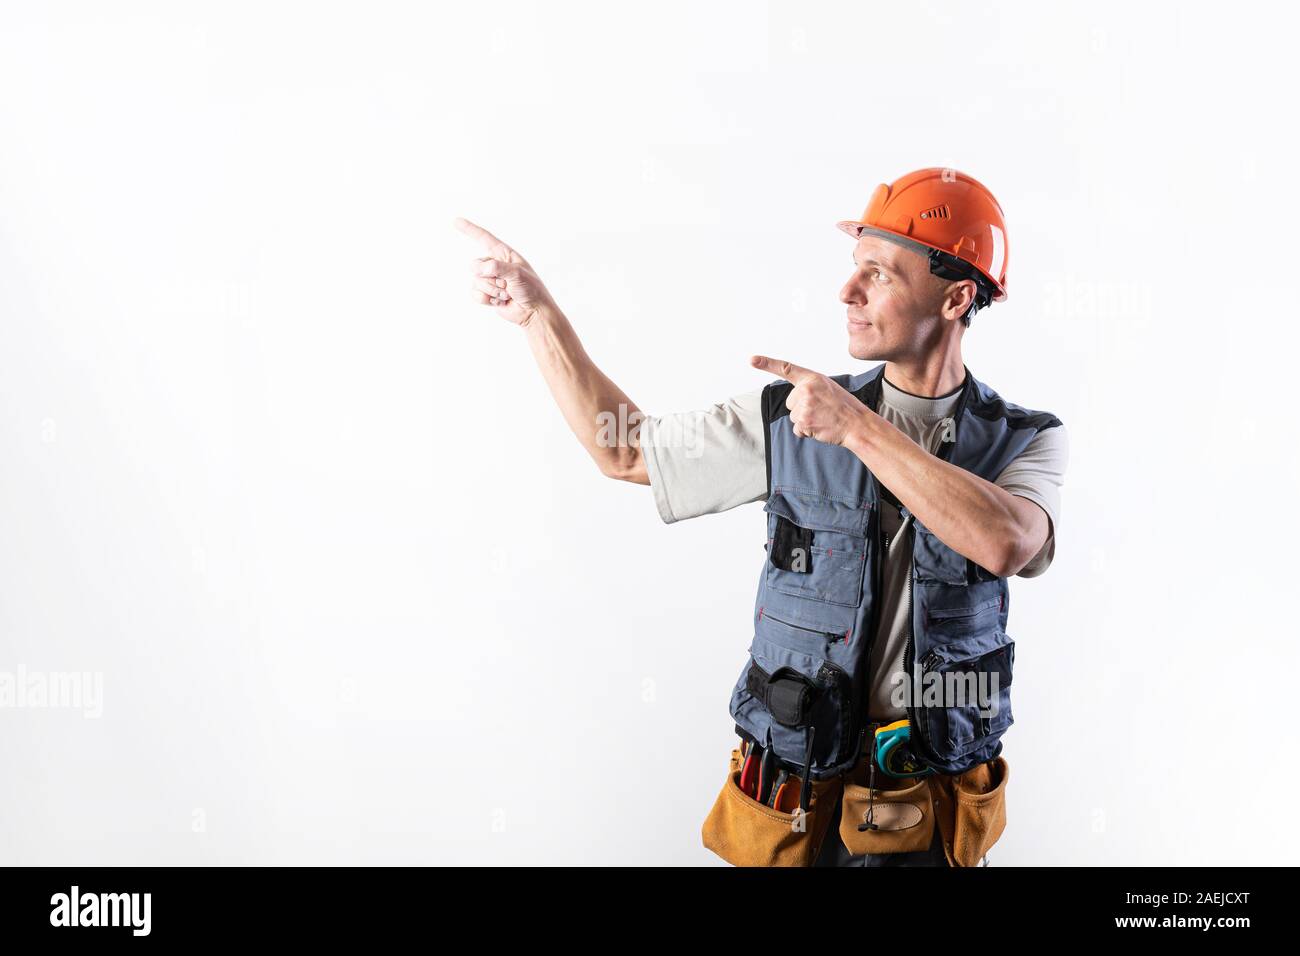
847,333,884,362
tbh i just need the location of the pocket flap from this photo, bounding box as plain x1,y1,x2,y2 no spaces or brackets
922,629,1013,669
862,801,924,831
764,488,871,538
928,596,1001,621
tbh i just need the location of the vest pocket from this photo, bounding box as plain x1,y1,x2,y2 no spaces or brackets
745,660,818,727
926,596,1001,638
912,522,970,586
730,626,854,777
918,631,1015,759
763,489,869,608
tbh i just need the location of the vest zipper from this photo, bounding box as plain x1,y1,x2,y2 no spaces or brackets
761,609,848,644
902,522,942,767
903,550,917,738
847,503,887,777
905,371,973,768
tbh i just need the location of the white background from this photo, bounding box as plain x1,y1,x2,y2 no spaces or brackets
1,0,1296,865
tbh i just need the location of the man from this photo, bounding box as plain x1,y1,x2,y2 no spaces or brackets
456,167,1067,867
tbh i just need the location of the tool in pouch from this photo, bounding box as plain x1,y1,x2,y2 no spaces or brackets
741,734,819,815
848,722,1011,865
859,718,932,833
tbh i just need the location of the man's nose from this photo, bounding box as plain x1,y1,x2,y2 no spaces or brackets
839,275,864,305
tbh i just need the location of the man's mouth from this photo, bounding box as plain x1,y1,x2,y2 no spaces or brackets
847,315,872,328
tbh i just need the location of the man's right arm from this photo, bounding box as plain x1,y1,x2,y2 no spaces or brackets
639,390,767,523
521,303,650,484
456,217,769,511
455,217,649,483
521,296,771,523
520,304,770,516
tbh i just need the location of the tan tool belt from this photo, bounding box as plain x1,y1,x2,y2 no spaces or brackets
929,751,1010,867
702,740,1009,867
700,743,843,867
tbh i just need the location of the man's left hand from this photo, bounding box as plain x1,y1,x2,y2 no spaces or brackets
750,355,872,448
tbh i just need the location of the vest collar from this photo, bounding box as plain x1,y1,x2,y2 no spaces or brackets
852,363,977,467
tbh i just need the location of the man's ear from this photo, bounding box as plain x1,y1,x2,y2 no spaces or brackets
942,279,977,323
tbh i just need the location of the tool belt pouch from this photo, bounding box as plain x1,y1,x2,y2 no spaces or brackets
701,744,841,867
933,754,1009,867
837,771,936,855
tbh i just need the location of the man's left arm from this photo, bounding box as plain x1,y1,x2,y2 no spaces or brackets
990,425,1068,577
747,355,1069,579
845,412,1068,578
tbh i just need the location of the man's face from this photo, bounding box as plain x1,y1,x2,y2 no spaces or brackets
839,234,954,362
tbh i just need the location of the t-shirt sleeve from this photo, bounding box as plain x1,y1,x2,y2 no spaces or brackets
639,388,767,523
993,423,1069,578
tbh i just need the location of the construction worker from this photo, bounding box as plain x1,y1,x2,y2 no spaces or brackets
456,167,1067,867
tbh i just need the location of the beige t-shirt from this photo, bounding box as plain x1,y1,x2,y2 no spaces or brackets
640,374,1068,722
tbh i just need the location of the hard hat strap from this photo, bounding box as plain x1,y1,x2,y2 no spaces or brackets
927,248,994,323
927,248,995,306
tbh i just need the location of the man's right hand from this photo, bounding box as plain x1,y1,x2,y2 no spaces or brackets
454,217,559,328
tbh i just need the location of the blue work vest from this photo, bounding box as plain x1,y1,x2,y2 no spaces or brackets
730,362,1062,782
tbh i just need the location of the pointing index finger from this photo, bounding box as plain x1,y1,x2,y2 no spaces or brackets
750,354,818,384
452,215,501,247
454,216,533,270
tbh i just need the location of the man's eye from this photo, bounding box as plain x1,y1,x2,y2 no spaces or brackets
875,270,889,282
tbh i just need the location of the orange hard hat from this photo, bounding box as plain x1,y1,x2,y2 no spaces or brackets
837,168,1009,302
